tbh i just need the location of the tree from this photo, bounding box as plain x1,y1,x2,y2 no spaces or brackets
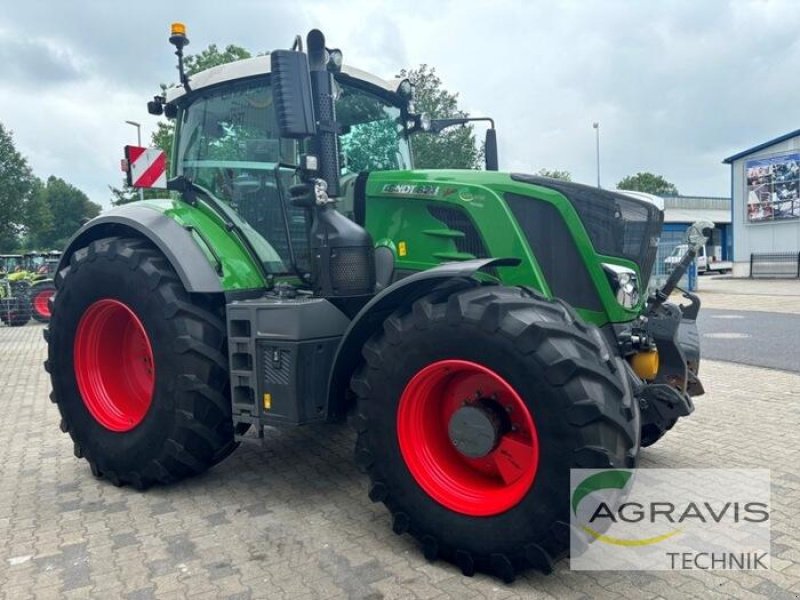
398,64,482,170
0,126,62,251
38,176,101,249
535,168,572,181
0,122,40,251
617,172,679,196
183,44,252,75
21,180,54,248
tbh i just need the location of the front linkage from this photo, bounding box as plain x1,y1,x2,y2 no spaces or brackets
618,221,712,446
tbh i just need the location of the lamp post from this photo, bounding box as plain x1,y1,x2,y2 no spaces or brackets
592,122,600,188
125,120,144,202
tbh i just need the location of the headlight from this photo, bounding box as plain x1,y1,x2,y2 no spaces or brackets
602,263,639,308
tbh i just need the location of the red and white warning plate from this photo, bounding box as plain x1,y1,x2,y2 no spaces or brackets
124,145,167,189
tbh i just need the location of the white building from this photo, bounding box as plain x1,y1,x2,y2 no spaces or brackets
724,129,800,277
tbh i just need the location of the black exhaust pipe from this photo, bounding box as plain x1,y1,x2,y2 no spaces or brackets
306,29,340,198
295,30,375,302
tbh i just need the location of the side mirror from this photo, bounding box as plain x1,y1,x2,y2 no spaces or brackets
424,117,499,171
485,128,498,171
271,50,317,139
686,220,714,251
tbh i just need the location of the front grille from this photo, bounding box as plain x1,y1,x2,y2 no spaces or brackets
427,205,489,258
505,193,604,311
510,174,663,284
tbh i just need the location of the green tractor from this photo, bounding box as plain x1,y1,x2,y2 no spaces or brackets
46,25,706,580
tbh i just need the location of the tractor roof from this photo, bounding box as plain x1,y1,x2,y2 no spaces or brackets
165,55,404,103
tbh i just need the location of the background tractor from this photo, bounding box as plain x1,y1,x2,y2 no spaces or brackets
0,252,58,324
22,251,59,322
46,25,706,581
1,254,31,326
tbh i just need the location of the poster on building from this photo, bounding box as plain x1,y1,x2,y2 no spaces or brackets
745,153,800,222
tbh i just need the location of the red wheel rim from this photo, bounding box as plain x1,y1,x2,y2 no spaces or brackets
397,359,539,516
73,299,155,432
33,289,53,318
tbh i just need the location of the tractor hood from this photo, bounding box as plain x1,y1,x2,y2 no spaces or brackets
509,174,664,286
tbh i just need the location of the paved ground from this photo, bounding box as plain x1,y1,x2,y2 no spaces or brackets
693,276,800,314
2,324,800,599
697,309,800,372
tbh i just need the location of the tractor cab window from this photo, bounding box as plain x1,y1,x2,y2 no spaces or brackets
177,78,307,275
336,85,411,175
176,76,411,277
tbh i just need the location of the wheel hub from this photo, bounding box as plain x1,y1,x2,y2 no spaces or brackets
397,359,540,516
73,299,155,432
447,403,504,458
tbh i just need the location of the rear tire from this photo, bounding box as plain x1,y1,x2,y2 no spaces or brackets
351,283,639,581
1,281,31,326
30,281,56,323
46,237,238,489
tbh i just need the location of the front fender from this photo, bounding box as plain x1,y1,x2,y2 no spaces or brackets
325,257,520,421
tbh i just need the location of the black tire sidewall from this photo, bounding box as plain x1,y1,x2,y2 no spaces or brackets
50,249,187,475
365,318,592,556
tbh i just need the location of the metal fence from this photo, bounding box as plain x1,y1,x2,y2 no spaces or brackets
649,241,696,293
750,252,800,278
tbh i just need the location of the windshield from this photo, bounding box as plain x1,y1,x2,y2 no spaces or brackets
176,76,410,276
669,245,688,258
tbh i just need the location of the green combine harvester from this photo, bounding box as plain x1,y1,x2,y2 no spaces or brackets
46,24,707,580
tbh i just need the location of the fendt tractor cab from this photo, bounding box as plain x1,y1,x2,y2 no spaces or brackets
46,25,707,581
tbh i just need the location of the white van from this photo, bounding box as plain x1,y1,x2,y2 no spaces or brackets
664,244,732,274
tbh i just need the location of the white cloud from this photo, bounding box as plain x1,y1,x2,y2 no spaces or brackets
2,0,800,207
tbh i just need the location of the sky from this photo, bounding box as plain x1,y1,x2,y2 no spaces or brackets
1,0,798,208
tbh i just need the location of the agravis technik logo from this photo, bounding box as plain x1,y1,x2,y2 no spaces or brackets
570,469,771,570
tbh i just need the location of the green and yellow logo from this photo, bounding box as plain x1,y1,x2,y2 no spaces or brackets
572,470,681,547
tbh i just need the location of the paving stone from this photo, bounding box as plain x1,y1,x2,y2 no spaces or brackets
1,323,798,598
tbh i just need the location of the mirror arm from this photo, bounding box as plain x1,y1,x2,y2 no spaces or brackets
429,116,495,134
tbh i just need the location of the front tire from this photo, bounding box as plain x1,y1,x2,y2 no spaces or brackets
46,237,237,489
351,284,639,581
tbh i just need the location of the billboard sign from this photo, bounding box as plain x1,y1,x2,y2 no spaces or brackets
745,152,800,222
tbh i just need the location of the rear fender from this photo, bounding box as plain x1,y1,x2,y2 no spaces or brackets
58,202,263,293
325,257,520,421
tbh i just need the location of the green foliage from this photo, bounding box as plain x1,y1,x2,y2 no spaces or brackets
37,176,101,249
21,179,54,248
151,120,175,168
184,44,252,76
0,123,39,251
535,168,572,181
398,65,482,170
617,172,679,196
